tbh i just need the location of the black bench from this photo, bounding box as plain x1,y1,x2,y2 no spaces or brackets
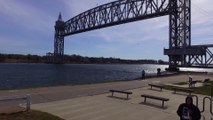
189,80,197,87
148,84,164,91
109,90,132,99
202,78,210,86
141,94,169,108
172,87,194,95
204,78,210,82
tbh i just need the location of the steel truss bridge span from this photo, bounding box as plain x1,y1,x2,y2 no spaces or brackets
48,0,213,70
64,0,170,36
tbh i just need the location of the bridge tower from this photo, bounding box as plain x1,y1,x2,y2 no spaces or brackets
54,13,65,63
165,0,191,71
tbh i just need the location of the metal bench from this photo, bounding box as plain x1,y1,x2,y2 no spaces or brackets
172,87,194,95
189,80,197,87
204,78,210,82
148,83,164,91
141,94,169,108
109,90,132,99
202,78,210,86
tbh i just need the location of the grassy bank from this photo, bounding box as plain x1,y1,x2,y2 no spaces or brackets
0,110,64,120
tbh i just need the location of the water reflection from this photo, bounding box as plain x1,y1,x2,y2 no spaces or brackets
180,67,213,73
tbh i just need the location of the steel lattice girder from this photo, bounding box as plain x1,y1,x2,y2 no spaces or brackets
169,0,191,48
63,0,170,36
165,45,213,67
188,45,213,67
167,0,191,66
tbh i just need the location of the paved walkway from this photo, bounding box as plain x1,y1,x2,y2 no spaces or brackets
0,73,212,119
32,87,212,120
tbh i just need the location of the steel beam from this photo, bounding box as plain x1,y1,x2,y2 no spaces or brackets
64,0,170,36
165,0,191,70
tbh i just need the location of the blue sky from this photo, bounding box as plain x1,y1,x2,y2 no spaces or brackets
0,0,213,61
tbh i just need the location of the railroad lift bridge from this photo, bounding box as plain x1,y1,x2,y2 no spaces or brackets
47,0,213,71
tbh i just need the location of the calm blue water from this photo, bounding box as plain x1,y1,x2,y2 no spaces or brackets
0,63,168,89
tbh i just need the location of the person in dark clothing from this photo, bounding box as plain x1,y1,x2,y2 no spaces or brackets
142,70,145,79
177,96,201,120
188,73,193,88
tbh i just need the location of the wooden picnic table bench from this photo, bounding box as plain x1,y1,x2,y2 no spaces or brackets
172,87,194,95
109,90,132,99
148,83,164,91
141,94,169,108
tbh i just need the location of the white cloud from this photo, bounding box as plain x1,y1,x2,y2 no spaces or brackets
91,16,168,45
0,0,54,33
0,36,28,53
63,0,114,17
0,0,56,55
192,0,213,25
191,0,213,45
96,44,118,53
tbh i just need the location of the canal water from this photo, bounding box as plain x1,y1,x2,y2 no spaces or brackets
0,63,168,89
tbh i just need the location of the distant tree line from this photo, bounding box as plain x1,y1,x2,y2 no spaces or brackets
0,53,168,64
0,54,46,63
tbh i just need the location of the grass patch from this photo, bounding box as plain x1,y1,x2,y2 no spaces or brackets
164,81,213,96
0,110,64,120
164,85,175,90
193,82,213,96
174,82,188,85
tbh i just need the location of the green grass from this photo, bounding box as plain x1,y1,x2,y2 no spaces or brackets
193,82,213,96
164,81,213,96
174,82,188,85
0,110,64,120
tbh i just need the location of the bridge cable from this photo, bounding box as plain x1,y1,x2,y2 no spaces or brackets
192,2,213,19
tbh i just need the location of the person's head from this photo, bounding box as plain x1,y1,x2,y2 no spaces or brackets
185,96,193,105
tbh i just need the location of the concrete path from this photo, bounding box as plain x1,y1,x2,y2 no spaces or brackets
0,73,212,119
32,87,213,120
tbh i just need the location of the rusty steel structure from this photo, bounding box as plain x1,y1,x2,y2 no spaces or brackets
48,0,213,70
